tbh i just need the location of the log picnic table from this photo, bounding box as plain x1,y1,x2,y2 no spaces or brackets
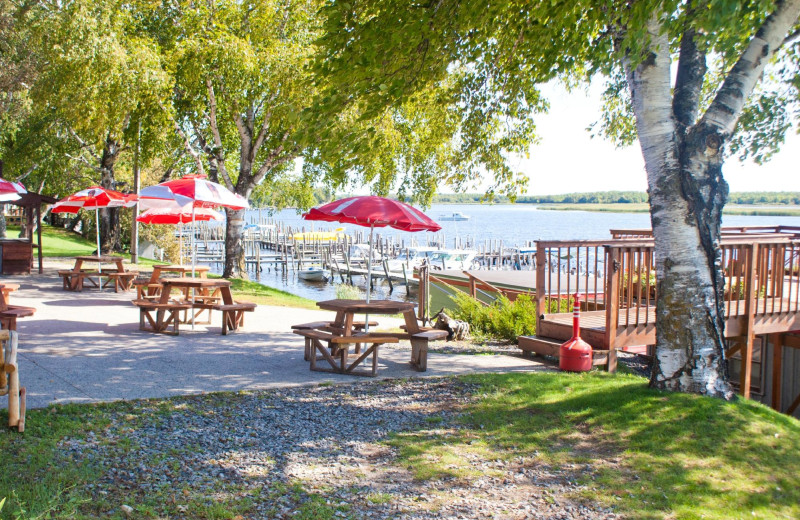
0,283,35,331
292,299,448,377
58,255,138,292
132,277,255,335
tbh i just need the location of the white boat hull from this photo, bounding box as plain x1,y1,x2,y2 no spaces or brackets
298,268,326,281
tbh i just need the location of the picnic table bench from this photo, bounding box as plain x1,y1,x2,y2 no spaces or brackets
132,277,255,335
294,329,399,376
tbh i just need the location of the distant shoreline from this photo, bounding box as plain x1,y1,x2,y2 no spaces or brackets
532,203,800,216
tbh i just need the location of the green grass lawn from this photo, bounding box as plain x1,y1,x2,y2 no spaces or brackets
5,225,97,257
15,224,317,307
1,372,797,519
389,372,800,520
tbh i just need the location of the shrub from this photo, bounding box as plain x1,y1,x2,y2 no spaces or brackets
449,291,538,343
335,283,364,299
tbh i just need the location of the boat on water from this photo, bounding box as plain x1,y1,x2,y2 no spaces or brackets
291,227,344,241
438,212,470,221
385,247,477,274
298,266,327,281
385,246,441,274
428,249,478,271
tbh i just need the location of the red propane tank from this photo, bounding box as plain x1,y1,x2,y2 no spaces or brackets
559,293,593,372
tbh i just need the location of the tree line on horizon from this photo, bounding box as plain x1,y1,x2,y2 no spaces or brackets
431,191,800,205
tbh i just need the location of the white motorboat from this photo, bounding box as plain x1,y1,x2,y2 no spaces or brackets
298,266,327,281
438,211,470,221
428,249,477,270
385,246,441,274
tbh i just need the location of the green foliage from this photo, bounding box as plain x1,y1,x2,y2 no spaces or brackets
449,292,537,342
334,283,364,300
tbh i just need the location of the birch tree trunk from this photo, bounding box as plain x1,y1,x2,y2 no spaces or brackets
99,136,123,253
627,2,800,397
224,208,247,278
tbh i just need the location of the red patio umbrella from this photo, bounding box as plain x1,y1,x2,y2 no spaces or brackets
136,206,223,225
303,196,441,331
52,186,138,272
0,178,26,202
137,206,223,264
138,174,248,276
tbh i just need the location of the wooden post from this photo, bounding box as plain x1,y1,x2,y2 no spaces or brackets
36,203,43,273
382,258,393,292
535,241,547,337
771,333,783,411
741,243,759,399
604,246,620,373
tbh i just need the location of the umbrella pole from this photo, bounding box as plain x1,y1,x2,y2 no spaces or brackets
191,206,196,330
95,208,102,275
365,223,375,333
179,221,183,265
191,206,196,277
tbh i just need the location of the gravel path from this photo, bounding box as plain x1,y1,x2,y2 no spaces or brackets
60,378,621,519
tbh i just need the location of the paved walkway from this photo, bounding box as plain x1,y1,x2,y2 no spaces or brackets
2,261,549,409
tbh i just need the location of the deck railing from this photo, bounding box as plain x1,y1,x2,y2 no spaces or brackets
535,237,800,347
604,237,800,337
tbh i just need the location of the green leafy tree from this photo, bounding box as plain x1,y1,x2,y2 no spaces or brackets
154,0,476,278
9,0,170,251
313,0,800,397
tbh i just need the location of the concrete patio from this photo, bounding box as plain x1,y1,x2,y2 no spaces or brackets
2,261,549,409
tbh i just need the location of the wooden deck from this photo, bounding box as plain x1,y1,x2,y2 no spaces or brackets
538,297,800,350
518,233,800,410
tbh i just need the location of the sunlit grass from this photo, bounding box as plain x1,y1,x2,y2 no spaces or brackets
1,375,798,519
388,372,800,520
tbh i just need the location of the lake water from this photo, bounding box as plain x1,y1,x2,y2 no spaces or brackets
218,204,800,302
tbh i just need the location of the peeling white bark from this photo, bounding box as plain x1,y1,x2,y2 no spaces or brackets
624,3,800,397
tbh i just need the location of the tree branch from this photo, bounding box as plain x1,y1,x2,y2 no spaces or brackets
701,0,800,135
173,119,205,176
204,78,234,189
252,131,297,186
252,91,281,154
67,128,101,163
673,19,707,132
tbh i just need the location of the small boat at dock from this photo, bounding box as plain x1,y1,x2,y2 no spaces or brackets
298,266,327,281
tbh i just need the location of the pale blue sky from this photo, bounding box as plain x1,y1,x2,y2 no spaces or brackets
510,84,798,195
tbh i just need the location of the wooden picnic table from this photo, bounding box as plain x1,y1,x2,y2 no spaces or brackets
293,299,447,376
0,283,35,330
132,277,255,335
59,255,138,292
137,264,210,298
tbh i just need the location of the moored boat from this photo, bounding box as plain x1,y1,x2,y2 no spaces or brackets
298,266,327,281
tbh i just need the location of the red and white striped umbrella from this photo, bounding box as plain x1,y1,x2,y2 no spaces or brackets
138,175,248,275
51,186,137,214
0,178,27,202
138,174,248,210
52,186,138,270
304,195,441,232
136,206,223,224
